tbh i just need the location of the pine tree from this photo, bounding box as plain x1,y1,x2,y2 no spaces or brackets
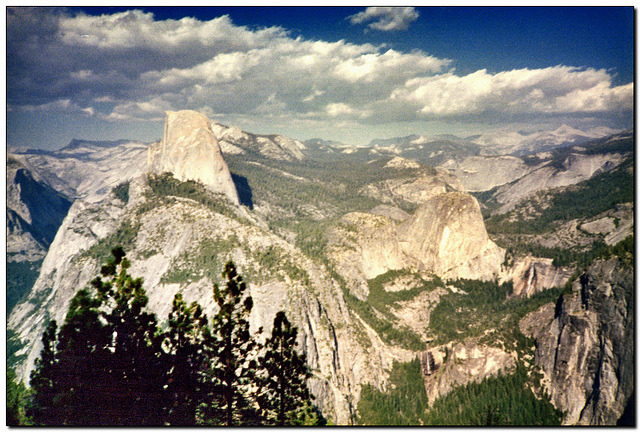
257,311,320,425
29,320,59,425
7,368,31,425
30,247,166,426
52,287,109,425
163,293,210,425
93,246,166,425
201,261,261,425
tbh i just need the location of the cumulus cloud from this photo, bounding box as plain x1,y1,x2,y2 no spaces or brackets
348,7,419,31
6,7,633,135
389,66,633,119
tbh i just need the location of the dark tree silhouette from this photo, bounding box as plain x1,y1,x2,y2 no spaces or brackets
163,293,210,425
257,311,320,425
202,261,261,425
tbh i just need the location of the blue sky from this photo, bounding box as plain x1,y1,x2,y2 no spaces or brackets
6,6,634,150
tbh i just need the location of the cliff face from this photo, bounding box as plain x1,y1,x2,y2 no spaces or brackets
6,157,73,258
327,191,504,297
424,341,517,404
148,110,239,204
521,258,634,425
500,256,574,298
398,192,504,281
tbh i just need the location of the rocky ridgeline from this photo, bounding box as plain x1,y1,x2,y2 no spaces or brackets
8,159,413,425
148,110,240,204
7,114,633,425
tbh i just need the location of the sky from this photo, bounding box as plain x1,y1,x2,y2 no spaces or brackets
6,6,635,150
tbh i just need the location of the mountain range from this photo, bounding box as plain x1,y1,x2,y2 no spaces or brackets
7,111,634,425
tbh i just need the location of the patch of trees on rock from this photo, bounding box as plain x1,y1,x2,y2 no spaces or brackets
25,247,322,426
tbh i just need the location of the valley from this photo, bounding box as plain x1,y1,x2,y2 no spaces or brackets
6,111,634,425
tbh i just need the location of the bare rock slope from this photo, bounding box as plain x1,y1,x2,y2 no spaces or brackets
328,191,504,298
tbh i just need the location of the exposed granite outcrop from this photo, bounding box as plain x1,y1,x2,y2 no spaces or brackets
148,110,239,204
521,257,634,425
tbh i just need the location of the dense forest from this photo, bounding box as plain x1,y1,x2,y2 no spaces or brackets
8,247,321,426
357,358,564,425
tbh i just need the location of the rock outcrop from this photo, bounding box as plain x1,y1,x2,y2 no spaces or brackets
500,256,573,297
424,341,517,404
148,111,239,204
211,122,306,161
359,166,463,208
521,258,634,425
327,192,505,297
6,157,73,258
398,192,504,281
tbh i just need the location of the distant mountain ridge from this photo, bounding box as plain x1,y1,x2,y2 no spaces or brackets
6,114,633,426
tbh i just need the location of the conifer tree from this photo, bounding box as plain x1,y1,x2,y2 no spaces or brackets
201,261,261,425
7,368,31,425
30,247,166,426
92,246,166,425
29,320,59,425
257,311,320,425
163,293,210,425
52,287,109,425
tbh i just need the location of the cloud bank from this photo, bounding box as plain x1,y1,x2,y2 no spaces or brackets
7,7,633,139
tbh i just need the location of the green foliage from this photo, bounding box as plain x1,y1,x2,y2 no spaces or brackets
112,181,130,204
161,236,237,285
358,360,564,426
29,320,59,425
257,311,321,425
81,220,141,264
30,248,166,426
425,365,563,425
200,261,261,426
429,279,513,345
486,160,633,236
594,235,634,266
28,249,324,426
357,358,429,425
147,172,243,223
7,368,31,425
429,279,564,354
7,258,42,315
163,293,211,425
339,270,443,351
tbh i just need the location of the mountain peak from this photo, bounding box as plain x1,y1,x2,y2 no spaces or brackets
147,110,239,204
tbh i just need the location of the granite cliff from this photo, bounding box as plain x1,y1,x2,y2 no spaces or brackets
327,191,504,299
520,257,634,425
148,110,239,204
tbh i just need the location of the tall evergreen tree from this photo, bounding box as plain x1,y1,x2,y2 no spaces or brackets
56,286,113,425
163,293,210,425
257,311,320,425
30,247,166,426
29,320,59,425
201,261,261,426
90,246,166,425
7,368,31,425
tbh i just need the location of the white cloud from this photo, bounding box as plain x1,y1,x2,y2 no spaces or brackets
20,99,96,117
6,8,633,135
391,66,633,118
348,7,419,31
